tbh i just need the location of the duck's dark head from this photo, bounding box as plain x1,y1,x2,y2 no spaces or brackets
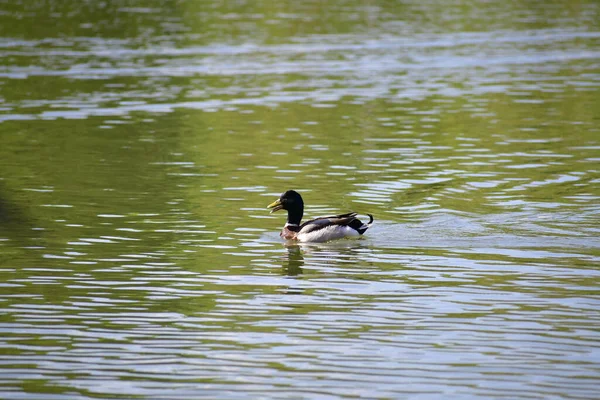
267,190,304,213
267,190,304,225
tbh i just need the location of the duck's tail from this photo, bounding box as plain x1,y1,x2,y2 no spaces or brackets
355,214,373,235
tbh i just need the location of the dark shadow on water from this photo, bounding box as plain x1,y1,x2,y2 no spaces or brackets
0,184,37,247
0,185,22,226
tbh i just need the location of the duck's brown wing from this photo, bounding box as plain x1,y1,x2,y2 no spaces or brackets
299,212,370,235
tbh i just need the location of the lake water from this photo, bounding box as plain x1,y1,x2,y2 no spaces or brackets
1,1,599,399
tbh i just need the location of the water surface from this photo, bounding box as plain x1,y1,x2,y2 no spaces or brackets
1,1,599,399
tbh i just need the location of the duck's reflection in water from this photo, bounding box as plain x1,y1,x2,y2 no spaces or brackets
281,244,304,276
280,240,372,278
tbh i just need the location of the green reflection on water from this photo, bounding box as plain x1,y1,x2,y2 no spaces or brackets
1,85,598,259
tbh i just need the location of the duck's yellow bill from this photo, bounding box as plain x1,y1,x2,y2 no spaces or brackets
267,199,283,213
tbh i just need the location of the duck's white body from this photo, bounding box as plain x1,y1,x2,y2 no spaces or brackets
296,224,360,243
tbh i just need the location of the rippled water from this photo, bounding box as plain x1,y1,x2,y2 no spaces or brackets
1,1,599,399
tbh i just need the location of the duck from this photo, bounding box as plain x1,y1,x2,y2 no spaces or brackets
267,190,373,243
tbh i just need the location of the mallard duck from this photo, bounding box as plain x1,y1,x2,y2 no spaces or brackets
267,190,373,242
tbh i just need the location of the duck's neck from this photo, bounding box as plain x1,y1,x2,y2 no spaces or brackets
286,207,303,227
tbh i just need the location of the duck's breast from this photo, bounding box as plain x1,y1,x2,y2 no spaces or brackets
280,227,298,240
